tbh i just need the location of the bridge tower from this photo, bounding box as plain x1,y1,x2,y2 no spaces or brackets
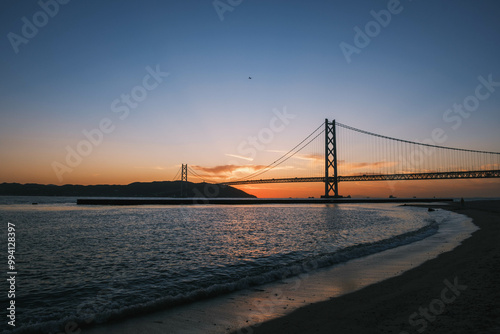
181,164,188,182
323,119,340,198
181,164,188,197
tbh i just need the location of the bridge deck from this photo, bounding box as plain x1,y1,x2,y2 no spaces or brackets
220,170,500,186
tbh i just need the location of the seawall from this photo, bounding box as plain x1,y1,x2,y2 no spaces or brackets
76,198,454,205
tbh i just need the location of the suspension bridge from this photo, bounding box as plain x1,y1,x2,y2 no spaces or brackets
175,119,500,198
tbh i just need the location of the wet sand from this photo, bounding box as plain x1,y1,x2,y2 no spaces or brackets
249,200,500,334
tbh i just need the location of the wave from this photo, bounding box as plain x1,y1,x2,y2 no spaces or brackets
7,216,440,334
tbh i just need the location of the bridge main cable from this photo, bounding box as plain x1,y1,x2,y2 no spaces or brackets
224,122,325,183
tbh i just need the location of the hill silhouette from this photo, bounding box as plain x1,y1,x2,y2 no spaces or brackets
0,181,256,198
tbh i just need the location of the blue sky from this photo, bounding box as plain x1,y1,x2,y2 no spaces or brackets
1,0,499,195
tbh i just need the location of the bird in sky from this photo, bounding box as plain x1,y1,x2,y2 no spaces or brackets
248,77,252,79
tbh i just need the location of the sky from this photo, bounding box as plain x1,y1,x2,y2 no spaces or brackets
1,0,500,198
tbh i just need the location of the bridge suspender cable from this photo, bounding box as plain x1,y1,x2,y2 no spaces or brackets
187,166,211,183
336,122,500,155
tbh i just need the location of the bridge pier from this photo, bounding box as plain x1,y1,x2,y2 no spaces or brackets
322,119,342,198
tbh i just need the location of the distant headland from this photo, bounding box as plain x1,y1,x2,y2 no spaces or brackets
0,181,256,198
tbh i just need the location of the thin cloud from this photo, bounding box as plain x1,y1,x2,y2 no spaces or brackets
225,153,254,161
293,153,323,162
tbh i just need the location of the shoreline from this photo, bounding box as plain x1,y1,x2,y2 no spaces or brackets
80,201,492,334
249,200,500,333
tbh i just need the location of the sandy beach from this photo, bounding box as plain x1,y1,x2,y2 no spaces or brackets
249,200,500,334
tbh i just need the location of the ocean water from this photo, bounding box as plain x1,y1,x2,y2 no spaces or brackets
0,196,443,333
